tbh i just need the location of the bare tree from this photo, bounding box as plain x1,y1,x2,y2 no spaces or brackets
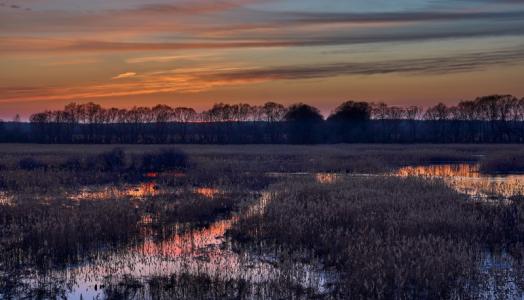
424,103,450,121
173,107,197,123
262,102,286,122
151,104,173,123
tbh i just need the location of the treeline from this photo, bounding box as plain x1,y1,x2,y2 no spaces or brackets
1,94,524,144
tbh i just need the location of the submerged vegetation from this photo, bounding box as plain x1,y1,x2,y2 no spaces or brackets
1,144,524,299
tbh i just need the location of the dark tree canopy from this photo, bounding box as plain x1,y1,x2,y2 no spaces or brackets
328,101,371,122
3,93,523,144
284,103,324,123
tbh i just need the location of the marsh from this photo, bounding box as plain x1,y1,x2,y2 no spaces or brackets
1,144,524,299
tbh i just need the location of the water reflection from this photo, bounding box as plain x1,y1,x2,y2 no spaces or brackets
315,173,340,184
69,171,192,201
127,182,159,198
21,191,335,299
396,163,524,200
194,187,221,198
70,184,228,201
397,164,481,178
69,182,164,201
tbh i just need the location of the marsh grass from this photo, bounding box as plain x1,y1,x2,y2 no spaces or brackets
2,144,524,299
0,148,191,193
102,272,319,300
232,176,524,298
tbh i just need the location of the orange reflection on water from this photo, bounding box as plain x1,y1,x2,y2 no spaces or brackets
145,172,158,178
69,188,119,201
70,182,161,201
127,182,159,198
397,164,480,178
315,173,339,184
194,187,220,198
139,217,238,258
449,176,524,199
397,163,524,200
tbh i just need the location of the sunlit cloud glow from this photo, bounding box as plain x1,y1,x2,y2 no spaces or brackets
112,72,137,80
1,0,524,118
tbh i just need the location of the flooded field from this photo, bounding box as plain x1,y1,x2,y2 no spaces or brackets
11,188,336,299
2,145,524,299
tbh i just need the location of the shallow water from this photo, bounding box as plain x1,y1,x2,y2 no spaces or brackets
69,184,221,202
5,190,335,299
396,163,524,201
4,165,524,299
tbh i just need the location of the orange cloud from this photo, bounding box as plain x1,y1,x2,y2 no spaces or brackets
3,44,524,105
112,72,137,80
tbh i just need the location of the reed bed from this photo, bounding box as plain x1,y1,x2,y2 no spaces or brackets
2,144,524,299
232,176,524,299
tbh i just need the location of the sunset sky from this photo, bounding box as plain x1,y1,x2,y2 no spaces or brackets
1,0,524,119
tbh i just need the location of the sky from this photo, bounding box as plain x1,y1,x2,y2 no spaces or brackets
1,0,524,119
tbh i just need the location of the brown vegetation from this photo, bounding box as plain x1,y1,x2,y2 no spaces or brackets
1,144,524,299
232,176,524,298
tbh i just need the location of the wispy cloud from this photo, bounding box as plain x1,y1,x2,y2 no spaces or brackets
0,1,31,11
126,54,211,64
112,72,137,80
2,45,523,103
2,20,523,54
2,2,524,48
207,46,524,82
135,0,256,15
1,0,524,110
277,10,524,24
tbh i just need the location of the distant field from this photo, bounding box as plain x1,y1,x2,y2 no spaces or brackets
1,142,524,155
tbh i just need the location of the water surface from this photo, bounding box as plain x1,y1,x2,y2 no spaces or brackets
396,163,524,201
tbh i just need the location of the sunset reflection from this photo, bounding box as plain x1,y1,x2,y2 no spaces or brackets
128,182,159,198
139,217,237,258
145,172,159,178
397,163,524,200
70,182,162,201
315,173,340,184
194,187,221,198
397,164,480,178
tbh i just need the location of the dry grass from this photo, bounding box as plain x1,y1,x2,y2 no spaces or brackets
232,176,524,298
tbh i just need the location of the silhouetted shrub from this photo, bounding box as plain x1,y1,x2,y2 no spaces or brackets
328,100,371,122
18,158,47,171
60,157,83,171
137,149,188,172
83,148,127,172
284,103,324,123
97,148,126,172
